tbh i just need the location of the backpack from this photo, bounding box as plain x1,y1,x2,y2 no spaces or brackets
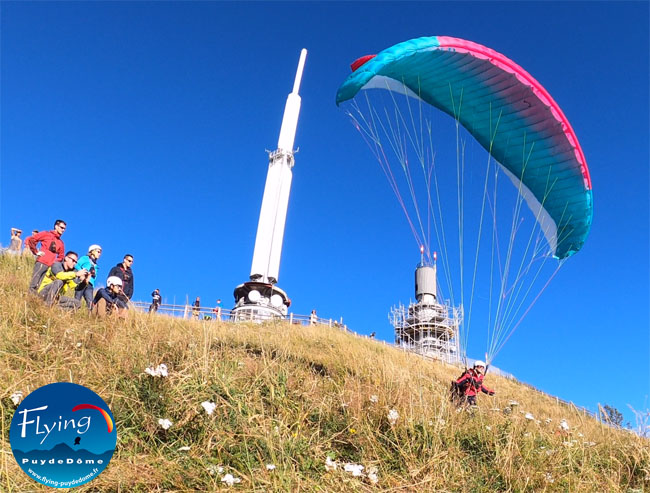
450,369,470,401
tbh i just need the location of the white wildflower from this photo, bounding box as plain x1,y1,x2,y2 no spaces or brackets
158,418,173,430
387,409,399,425
577,432,584,438
428,420,434,426
155,363,168,377
524,432,531,437
325,456,337,471
220,473,241,486
76,342,82,348
207,465,224,475
509,400,519,407
10,391,23,406
584,441,596,446
366,465,379,484
525,412,535,420
545,418,553,424
545,472,555,484
559,419,570,432
178,446,191,451
485,426,492,431
369,395,379,404
438,418,446,426
343,463,364,477
563,440,574,448
546,449,554,455
266,464,276,471
145,363,169,378
201,401,217,415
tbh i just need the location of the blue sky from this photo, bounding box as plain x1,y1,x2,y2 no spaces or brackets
1,2,648,425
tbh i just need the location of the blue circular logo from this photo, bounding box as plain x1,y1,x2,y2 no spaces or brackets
10,382,117,488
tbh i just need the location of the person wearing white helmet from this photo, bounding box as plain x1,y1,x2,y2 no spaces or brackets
451,359,495,406
92,275,128,317
74,244,102,310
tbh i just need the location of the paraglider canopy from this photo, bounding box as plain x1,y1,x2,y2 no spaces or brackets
337,36,592,259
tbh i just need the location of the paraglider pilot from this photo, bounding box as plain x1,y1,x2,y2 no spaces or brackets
452,361,495,406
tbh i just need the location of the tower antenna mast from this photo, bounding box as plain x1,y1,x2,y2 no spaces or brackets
233,49,308,320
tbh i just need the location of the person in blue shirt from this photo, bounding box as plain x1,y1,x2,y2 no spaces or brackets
75,244,102,310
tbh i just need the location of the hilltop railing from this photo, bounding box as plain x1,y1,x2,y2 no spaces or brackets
130,301,350,330
130,300,597,420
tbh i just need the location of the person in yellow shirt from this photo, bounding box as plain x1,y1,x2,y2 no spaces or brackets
38,251,90,310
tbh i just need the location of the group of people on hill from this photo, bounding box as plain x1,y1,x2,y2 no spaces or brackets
9,220,135,317
188,296,225,320
10,223,497,405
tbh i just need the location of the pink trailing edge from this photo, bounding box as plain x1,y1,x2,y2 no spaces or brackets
437,36,591,190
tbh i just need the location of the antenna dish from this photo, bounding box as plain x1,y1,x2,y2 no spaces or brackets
270,294,284,307
248,290,261,303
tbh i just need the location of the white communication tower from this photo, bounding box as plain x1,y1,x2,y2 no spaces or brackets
232,49,307,321
391,251,462,363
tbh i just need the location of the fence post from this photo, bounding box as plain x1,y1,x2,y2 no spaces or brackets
289,313,293,324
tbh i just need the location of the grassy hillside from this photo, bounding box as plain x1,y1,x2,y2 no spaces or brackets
0,254,648,492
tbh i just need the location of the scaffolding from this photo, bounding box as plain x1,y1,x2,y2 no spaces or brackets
391,299,462,364
390,258,462,364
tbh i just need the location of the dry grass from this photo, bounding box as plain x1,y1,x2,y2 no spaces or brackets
0,254,648,492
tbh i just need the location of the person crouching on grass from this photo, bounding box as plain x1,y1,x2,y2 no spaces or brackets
92,276,128,318
37,251,89,310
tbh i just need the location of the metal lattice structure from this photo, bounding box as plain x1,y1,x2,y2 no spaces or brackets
390,261,462,364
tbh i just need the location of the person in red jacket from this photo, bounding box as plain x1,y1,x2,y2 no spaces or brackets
452,360,495,406
27,220,66,293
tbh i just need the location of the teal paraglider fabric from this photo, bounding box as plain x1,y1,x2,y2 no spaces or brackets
336,36,592,259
